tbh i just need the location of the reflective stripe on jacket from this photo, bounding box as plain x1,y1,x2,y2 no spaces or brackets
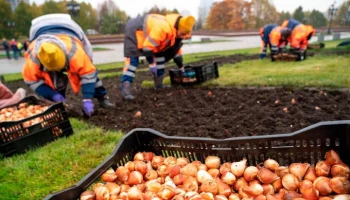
269,26,289,53
22,34,97,94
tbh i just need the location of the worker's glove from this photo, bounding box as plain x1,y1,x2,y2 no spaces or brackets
82,99,94,117
259,53,266,59
52,93,66,102
149,63,158,78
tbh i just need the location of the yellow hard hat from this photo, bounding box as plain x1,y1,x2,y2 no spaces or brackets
37,42,65,71
178,16,196,34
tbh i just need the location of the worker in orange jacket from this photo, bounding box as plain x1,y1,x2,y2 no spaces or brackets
269,26,292,59
22,15,114,117
282,19,315,60
259,24,277,59
121,14,196,100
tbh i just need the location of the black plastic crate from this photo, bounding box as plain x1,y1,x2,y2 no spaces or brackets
45,120,350,200
169,62,219,86
0,95,73,157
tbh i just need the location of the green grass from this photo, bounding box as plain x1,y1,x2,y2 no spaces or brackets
204,54,350,88
0,119,124,200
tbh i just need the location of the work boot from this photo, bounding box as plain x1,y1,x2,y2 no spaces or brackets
154,75,164,89
98,96,115,108
121,81,135,100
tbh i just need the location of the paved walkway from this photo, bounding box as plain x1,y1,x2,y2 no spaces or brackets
1,33,350,75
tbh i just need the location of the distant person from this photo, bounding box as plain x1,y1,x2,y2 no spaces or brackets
2,38,11,59
9,39,18,60
281,18,315,60
17,41,23,57
121,13,195,100
259,24,277,59
0,81,26,109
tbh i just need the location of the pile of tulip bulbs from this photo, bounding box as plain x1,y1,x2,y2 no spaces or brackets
0,103,48,126
80,150,350,200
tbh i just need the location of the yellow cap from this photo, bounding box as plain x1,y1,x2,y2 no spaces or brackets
178,16,196,34
37,42,65,71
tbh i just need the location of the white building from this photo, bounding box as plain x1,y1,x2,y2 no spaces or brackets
6,0,29,11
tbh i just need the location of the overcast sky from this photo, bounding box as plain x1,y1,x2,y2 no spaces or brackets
30,0,345,18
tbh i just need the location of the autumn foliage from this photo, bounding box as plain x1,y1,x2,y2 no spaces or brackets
206,0,279,30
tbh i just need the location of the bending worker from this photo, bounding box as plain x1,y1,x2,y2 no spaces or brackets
282,18,315,60
22,14,114,117
121,13,196,100
269,26,292,61
259,24,277,59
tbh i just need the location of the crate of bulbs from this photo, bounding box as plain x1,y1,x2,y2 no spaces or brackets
45,121,350,200
0,95,73,157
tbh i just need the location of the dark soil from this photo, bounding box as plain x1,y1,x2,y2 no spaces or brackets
5,52,350,139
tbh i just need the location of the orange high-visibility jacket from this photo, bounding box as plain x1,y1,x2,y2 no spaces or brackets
22,34,97,94
136,14,186,55
290,24,315,50
269,26,289,53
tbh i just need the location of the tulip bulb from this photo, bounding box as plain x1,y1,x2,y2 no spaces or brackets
145,180,162,193
197,169,214,183
173,174,187,186
221,171,236,185
244,166,259,181
319,197,333,200
200,192,215,200
183,176,199,192
116,166,130,182
313,177,332,196
205,156,221,169
164,156,177,166
143,152,155,162
215,195,229,200
231,158,247,177
181,163,198,177
250,180,261,186
157,164,170,177
145,169,158,181
304,166,317,182
80,190,96,200
158,185,179,200
93,183,110,200
176,157,190,167
271,179,282,193
257,168,279,184
333,194,350,200
101,169,118,182
275,166,289,178
284,191,302,200
331,163,350,178
152,156,165,169
216,178,232,197
125,161,136,172
288,163,310,181
134,152,144,161
241,184,264,198
128,186,143,200
281,174,299,191
325,150,342,165
172,195,185,200
235,177,249,192
105,182,120,196
299,180,313,192
316,161,331,177
300,187,319,200
127,171,143,185
201,179,219,195
228,194,240,200
262,184,274,195
220,162,232,175
120,184,130,193
208,169,220,178
255,194,267,200
135,161,148,175
264,159,279,171
330,177,350,194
